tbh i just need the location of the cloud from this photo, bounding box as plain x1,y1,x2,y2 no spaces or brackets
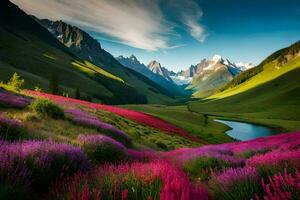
11,0,173,51
167,0,208,42
11,0,207,50
184,17,207,42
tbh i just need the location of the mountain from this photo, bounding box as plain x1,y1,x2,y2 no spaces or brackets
189,40,300,130
117,55,188,96
147,60,174,82
183,55,243,97
0,2,176,105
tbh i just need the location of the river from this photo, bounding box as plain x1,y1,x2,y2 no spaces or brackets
214,119,278,141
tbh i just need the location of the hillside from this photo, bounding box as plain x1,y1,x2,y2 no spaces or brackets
189,41,300,131
36,18,176,103
0,1,175,105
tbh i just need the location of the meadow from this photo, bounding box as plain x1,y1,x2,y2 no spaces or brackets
1,87,300,200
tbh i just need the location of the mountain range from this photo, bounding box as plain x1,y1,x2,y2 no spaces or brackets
116,55,187,96
179,55,254,97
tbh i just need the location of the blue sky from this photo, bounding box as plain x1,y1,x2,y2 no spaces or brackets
12,0,300,71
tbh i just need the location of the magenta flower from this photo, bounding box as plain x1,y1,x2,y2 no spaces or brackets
246,149,300,175
52,161,209,200
255,169,300,200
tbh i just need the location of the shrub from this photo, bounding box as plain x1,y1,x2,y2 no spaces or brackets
0,140,90,192
210,167,260,200
78,134,127,164
7,72,24,92
0,113,24,140
30,99,64,119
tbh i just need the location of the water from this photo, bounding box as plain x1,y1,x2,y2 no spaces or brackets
214,119,278,141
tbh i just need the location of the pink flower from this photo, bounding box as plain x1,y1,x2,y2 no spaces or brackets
121,189,128,200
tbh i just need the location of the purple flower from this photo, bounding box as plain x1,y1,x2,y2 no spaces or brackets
0,140,91,191
0,89,31,108
66,109,131,145
212,167,259,191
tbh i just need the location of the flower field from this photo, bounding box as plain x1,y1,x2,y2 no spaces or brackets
0,89,300,199
26,90,198,141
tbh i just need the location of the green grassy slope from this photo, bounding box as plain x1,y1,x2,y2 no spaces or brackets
189,43,300,131
122,104,233,144
0,1,174,104
190,67,234,98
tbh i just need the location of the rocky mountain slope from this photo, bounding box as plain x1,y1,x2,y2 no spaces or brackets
147,60,175,82
182,55,247,97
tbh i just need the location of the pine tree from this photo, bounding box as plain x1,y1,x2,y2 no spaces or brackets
75,87,81,99
49,74,59,94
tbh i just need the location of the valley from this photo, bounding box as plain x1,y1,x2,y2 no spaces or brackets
1,0,300,199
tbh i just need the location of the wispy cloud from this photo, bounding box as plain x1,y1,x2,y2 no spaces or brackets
11,0,174,51
11,0,207,50
167,0,208,42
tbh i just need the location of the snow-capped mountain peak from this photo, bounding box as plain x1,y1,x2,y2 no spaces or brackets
235,62,255,70
212,54,223,64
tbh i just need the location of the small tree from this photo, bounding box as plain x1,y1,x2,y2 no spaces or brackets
49,74,59,94
75,87,81,99
7,72,24,91
34,84,42,92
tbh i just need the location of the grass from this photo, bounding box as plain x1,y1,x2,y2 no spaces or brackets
209,56,300,100
122,104,233,144
71,60,124,83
